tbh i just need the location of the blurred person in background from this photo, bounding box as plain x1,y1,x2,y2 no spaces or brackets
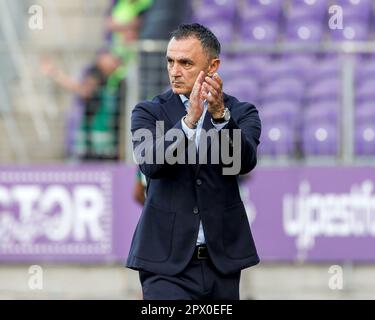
131,0,189,204
127,23,261,300
105,0,153,73
133,168,147,206
138,0,191,100
41,50,125,161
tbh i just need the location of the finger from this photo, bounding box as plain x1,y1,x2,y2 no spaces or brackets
196,70,206,85
202,82,219,99
213,73,223,87
192,82,202,99
191,83,202,101
205,76,221,91
202,91,215,103
201,82,209,94
191,71,205,99
193,71,205,92
201,85,215,100
208,73,223,93
200,84,208,99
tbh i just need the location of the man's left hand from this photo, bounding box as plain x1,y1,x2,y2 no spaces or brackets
202,73,225,119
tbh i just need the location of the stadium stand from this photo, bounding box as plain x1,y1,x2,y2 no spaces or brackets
191,0,375,159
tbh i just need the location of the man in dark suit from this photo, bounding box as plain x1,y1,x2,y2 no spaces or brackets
127,23,261,300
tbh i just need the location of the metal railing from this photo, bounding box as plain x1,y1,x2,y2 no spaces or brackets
1,27,375,164
0,0,106,163
125,40,375,166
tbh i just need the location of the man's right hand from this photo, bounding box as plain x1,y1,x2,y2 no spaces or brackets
184,71,206,129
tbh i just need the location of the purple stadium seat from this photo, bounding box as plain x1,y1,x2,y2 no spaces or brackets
241,0,282,20
285,19,324,43
262,60,306,82
239,19,279,43
220,58,264,81
192,0,237,21
246,0,283,9
238,1,281,43
304,102,339,124
355,122,375,155
302,122,339,155
355,102,375,122
287,3,327,20
196,0,236,5
260,100,301,129
330,2,371,41
224,77,259,103
203,19,234,44
192,0,237,43
355,123,375,155
284,4,327,43
330,19,369,41
356,80,375,103
308,58,341,83
335,0,372,19
356,59,375,84
239,54,272,71
281,54,317,74
306,78,341,103
289,0,328,11
261,77,305,103
336,0,371,6
220,59,251,80
259,122,295,156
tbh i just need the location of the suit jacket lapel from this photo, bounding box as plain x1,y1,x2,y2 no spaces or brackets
159,91,196,173
160,91,186,128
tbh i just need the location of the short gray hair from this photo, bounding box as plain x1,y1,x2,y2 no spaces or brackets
170,23,221,58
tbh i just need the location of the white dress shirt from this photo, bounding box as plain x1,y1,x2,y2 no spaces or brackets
179,94,228,245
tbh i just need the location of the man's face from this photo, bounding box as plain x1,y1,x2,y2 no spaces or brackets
166,37,210,97
97,53,121,76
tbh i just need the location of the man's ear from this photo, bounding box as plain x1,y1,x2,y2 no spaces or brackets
207,58,220,77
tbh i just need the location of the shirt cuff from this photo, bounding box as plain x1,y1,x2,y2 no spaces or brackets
211,119,229,131
181,118,196,140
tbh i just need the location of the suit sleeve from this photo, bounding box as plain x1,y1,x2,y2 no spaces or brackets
221,103,261,175
131,102,191,179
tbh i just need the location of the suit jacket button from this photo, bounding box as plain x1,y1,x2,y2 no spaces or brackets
196,179,202,186
193,206,199,214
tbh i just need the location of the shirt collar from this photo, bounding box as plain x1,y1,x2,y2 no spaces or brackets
179,94,189,107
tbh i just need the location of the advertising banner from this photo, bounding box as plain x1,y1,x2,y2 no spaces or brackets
1,165,374,262
0,165,140,263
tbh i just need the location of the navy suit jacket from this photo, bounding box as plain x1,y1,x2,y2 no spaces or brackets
126,89,261,275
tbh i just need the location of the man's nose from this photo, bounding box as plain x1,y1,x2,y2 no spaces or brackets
170,64,182,77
